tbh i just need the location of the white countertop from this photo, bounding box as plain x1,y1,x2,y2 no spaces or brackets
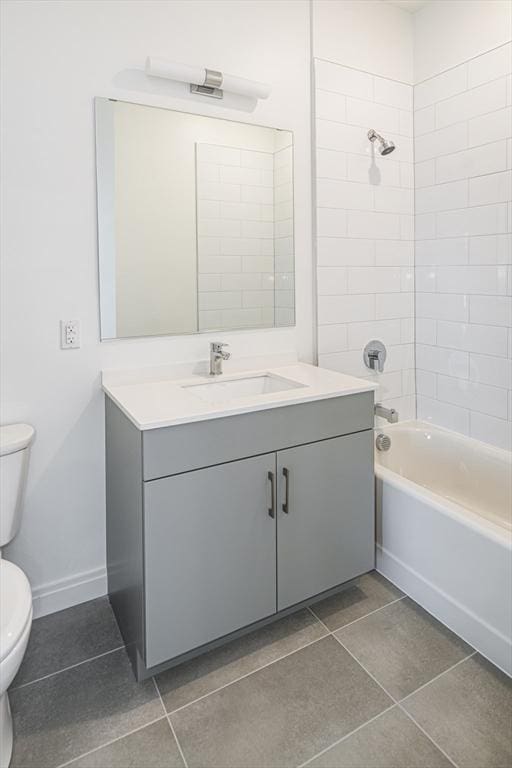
102,361,376,431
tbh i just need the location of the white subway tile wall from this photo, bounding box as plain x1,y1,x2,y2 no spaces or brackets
414,43,512,450
196,143,276,331
314,59,415,419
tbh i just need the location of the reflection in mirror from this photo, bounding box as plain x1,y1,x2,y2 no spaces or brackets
95,98,294,340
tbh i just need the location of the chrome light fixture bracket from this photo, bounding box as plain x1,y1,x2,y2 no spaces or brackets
190,68,223,99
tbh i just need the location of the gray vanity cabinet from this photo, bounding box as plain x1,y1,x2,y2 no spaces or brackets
143,454,277,668
105,390,374,680
276,432,374,611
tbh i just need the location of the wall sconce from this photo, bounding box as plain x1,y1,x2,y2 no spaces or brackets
145,57,271,101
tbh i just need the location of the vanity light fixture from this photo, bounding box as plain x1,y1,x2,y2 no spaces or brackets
145,57,271,101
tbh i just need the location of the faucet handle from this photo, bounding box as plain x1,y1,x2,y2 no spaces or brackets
364,340,387,373
211,341,231,360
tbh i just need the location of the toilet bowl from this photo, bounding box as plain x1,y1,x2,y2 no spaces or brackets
0,561,32,768
0,424,35,768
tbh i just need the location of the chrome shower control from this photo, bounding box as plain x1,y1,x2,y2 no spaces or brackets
364,340,387,373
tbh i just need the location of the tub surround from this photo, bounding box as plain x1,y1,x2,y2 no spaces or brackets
414,42,512,451
375,420,512,676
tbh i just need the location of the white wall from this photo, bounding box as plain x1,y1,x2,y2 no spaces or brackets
313,0,414,84
0,0,312,615
414,42,512,450
414,0,512,83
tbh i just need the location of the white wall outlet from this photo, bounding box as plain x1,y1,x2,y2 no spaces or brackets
60,320,80,349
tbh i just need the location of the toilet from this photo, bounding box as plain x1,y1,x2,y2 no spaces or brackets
0,424,34,768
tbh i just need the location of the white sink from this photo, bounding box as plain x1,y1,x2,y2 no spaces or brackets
182,373,305,403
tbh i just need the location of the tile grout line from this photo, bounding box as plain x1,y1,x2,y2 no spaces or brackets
167,716,189,768
54,715,168,768
153,677,190,768
165,631,330,717
398,650,477,704
308,594,406,633
397,705,460,768
296,703,397,768
331,631,398,703
161,597,410,719
11,645,127,691
332,632,461,768
152,676,169,718
309,604,469,768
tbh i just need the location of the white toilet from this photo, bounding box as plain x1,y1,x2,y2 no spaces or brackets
0,424,34,768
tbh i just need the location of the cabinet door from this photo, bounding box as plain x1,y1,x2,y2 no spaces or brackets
144,454,277,667
277,432,374,611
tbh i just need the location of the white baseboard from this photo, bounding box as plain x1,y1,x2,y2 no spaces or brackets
31,566,107,618
377,544,512,678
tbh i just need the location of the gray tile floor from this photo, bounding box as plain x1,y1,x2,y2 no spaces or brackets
10,572,512,768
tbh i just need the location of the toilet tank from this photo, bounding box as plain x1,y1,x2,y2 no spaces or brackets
0,424,35,548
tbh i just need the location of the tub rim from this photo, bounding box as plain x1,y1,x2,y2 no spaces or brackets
374,420,512,549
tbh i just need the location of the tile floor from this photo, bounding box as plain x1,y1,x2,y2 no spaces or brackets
10,572,512,768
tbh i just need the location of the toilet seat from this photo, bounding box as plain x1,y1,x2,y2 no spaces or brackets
0,424,35,457
0,560,32,664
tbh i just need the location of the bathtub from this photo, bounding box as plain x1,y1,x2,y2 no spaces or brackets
375,420,512,676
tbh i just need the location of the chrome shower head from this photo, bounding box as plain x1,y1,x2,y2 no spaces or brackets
368,128,395,156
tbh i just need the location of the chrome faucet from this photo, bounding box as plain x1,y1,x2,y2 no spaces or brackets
375,403,399,424
209,342,230,376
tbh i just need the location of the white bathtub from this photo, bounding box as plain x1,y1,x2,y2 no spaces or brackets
375,420,512,676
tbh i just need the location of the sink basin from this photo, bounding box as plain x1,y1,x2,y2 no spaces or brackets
183,373,305,403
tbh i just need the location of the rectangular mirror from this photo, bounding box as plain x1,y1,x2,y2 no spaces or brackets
95,98,295,340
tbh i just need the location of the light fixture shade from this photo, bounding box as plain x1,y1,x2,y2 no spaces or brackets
222,73,271,100
145,56,271,100
145,57,205,86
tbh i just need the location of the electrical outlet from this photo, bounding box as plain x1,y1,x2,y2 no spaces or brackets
60,320,80,349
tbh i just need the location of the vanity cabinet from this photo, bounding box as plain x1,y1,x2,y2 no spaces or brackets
276,432,373,611
105,390,374,680
144,454,277,667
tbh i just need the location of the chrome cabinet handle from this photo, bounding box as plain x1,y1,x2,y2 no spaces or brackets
282,467,290,513
267,471,275,518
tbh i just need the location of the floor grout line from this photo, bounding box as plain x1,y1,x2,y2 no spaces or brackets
166,631,330,716
307,605,332,633
153,678,190,768
316,608,468,768
397,705,460,768
308,594,406,633
398,650,477,704
161,595,409,719
296,703,397,768
55,715,168,768
331,632,398,703
152,676,168,717
167,715,189,768
331,631,462,768
11,645,127,691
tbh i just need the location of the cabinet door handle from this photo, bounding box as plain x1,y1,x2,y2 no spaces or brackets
267,471,275,518
282,467,290,513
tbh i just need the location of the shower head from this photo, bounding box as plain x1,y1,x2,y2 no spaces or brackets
368,128,395,156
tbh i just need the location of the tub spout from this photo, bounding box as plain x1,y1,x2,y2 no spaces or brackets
375,403,399,423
